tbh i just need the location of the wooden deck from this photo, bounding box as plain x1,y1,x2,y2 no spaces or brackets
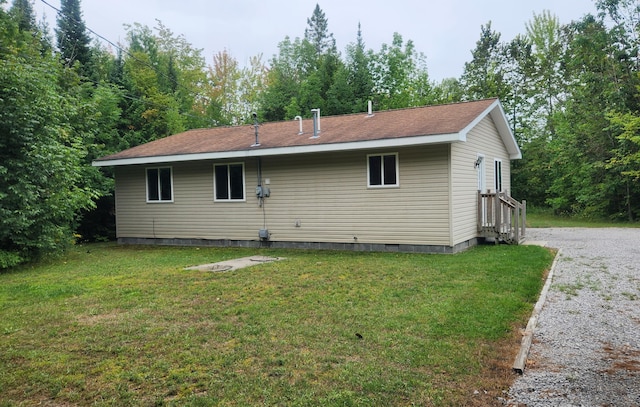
478,191,526,244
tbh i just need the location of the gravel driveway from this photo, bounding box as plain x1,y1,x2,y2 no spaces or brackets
506,228,640,406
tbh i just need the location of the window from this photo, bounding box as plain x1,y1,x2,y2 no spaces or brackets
146,167,173,202
214,163,245,201
494,159,503,192
368,153,398,187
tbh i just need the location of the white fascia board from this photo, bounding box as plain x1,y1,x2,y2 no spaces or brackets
459,99,522,160
492,107,522,159
92,132,463,167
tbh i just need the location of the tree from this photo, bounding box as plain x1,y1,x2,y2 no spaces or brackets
525,10,565,136
204,50,268,125
154,20,211,128
503,34,534,142
0,7,97,265
118,21,213,146
260,4,346,120
430,77,463,104
369,32,432,109
325,23,373,115
9,0,35,32
606,110,640,220
9,0,53,53
237,54,268,122
208,50,241,125
345,23,374,111
55,0,92,74
304,3,336,57
599,1,640,221
259,36,304,121
596,0,640,63
546,14,637,219
460,21,511,102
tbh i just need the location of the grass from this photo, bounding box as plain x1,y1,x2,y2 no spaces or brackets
0,243,555,406
526,207,640,228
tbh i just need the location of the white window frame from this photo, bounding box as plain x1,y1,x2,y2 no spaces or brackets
214,162,246,202
146,166,174,203
494,159,503,192
367,152,399,188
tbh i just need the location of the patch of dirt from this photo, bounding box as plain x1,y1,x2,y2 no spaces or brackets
458,325,528,406
601,343,640,374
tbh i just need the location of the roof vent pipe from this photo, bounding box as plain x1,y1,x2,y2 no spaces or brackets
367,100,374,117
294,115,303,135
310,108,320,139
251,112,260,147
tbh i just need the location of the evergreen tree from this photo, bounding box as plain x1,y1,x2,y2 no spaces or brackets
55,0,92,72
260,36,317,121
460,21,511,101
9,0,36,32
346,23,374,111
304,3,336,57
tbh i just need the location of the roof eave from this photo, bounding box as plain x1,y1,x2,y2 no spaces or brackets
92,132,464,167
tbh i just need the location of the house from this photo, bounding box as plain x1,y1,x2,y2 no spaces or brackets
93,98,524,253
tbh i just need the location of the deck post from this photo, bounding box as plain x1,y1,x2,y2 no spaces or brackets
514,204,520,243
477,191,482,232
494,191,501,240
477,191,526,244
522,200,527,241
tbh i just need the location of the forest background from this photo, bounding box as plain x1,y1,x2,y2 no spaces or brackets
1,0,640,267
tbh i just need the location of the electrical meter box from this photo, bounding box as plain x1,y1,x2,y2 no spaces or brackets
256,186,270,198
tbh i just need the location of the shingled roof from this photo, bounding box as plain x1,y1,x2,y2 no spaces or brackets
93,98,520,167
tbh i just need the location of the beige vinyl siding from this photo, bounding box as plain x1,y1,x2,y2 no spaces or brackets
450,115,512,245
115,145,452,246
116,161,264,240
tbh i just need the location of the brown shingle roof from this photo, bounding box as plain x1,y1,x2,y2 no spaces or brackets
95,99,509,165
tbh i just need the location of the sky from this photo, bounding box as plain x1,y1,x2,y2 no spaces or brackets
33,0,598,82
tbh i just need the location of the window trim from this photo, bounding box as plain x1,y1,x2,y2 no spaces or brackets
367,152,399,188
146,166,174,203
494,158,503,192
213,162,246,202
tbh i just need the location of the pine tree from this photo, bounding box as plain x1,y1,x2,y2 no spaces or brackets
304,4,336,56
348,23,373,110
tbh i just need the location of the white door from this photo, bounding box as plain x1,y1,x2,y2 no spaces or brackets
476,155,486,193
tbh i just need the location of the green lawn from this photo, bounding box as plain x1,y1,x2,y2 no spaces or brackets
0,243,554,406
526,208,640,228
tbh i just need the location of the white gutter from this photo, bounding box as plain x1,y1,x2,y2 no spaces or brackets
92,132,464,167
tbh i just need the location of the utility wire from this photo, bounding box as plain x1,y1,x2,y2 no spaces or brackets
38,0,216,126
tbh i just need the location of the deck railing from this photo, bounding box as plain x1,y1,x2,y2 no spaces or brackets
477,191,526,244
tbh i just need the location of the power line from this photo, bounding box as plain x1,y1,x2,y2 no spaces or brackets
37,0,215,125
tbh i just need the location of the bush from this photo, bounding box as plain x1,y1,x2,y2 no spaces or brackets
0,250,23,270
